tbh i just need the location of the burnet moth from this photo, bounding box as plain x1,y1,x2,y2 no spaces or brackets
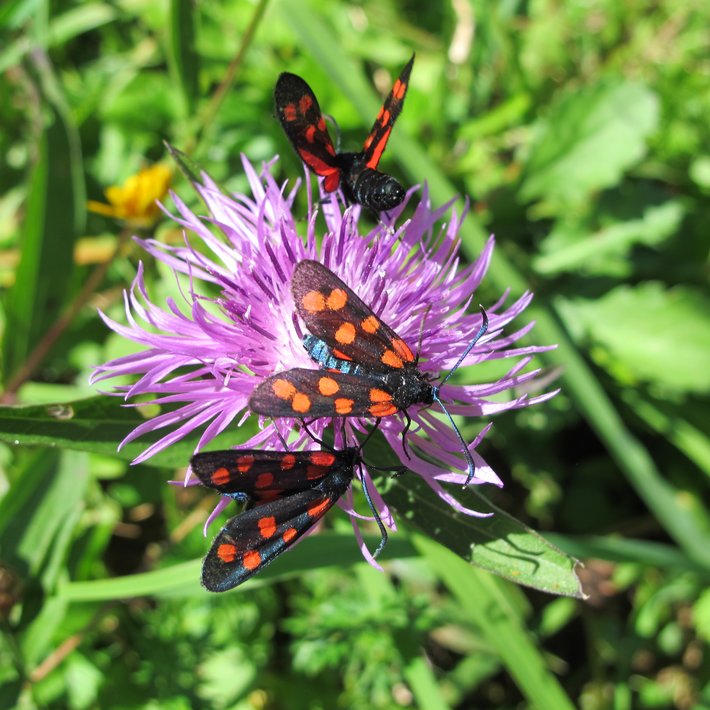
274,54,414,212
249,260,489,486
191,444,388,592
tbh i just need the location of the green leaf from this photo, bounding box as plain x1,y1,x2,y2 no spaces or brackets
560,283,710,394
520,79,659,206
168,0,199,116
533,200,685,276
545,534,710,579
689,155,710,190
0,396,259,468
57,534,417,600
620,392,710,479
382,473,584,598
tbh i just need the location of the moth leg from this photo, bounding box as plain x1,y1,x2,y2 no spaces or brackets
400,411,413,461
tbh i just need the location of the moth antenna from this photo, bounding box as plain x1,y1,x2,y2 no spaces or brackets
434,306,489,487
439,306,488,388
360,469,388,558
431,393,477,487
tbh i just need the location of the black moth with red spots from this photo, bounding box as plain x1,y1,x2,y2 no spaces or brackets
191,448,359,592
274,54,414,212
249,260,489,486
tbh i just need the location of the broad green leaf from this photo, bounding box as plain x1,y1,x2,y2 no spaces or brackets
520,79,659,206
559,283,710,394
534,200,684,275
383,473,583,598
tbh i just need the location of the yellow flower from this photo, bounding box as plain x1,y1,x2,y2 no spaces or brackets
88,163,172,227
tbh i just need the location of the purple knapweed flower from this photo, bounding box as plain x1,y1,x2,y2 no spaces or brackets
92,155,556,566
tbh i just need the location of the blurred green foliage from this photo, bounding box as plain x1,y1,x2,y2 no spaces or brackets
1,0,709,708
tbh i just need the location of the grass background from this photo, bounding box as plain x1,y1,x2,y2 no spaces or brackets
1,0,709,707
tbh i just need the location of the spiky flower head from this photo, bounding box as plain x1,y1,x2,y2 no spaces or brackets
92,156,555,563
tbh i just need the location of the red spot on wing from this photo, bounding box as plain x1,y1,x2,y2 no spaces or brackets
309,451,336,466
361,316,380,334
368,388,397,417
335,398,354,414
381,349,404,369
323,172,341,192
302,291,326,312
258,516,277,538
273,378,296,400
326,289,348,310
335,322,356,344
211,467,230,486
318,376,339,396
243,550,261,570
280,454,297,470
236,455,254,473
392,77,406,100
283,527,297,543
365,127,392,170
297,148,339,178
392,338,415,362
306,465,327,480
255,472,275,489
307,499,330,518
217,543,237,564
292,392,311,413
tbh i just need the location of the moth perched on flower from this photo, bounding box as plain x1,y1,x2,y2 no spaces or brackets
275,54,414,212
93,155,555,576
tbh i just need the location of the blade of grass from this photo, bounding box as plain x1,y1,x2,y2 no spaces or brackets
168,0,199,116
57,533,417,600
415,533,576,710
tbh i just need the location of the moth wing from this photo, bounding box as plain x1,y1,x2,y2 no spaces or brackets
292,259,415,370
249,368,399,419
201,477,350,592
190,449,348,504
361,54,414,170
274,72,341,192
